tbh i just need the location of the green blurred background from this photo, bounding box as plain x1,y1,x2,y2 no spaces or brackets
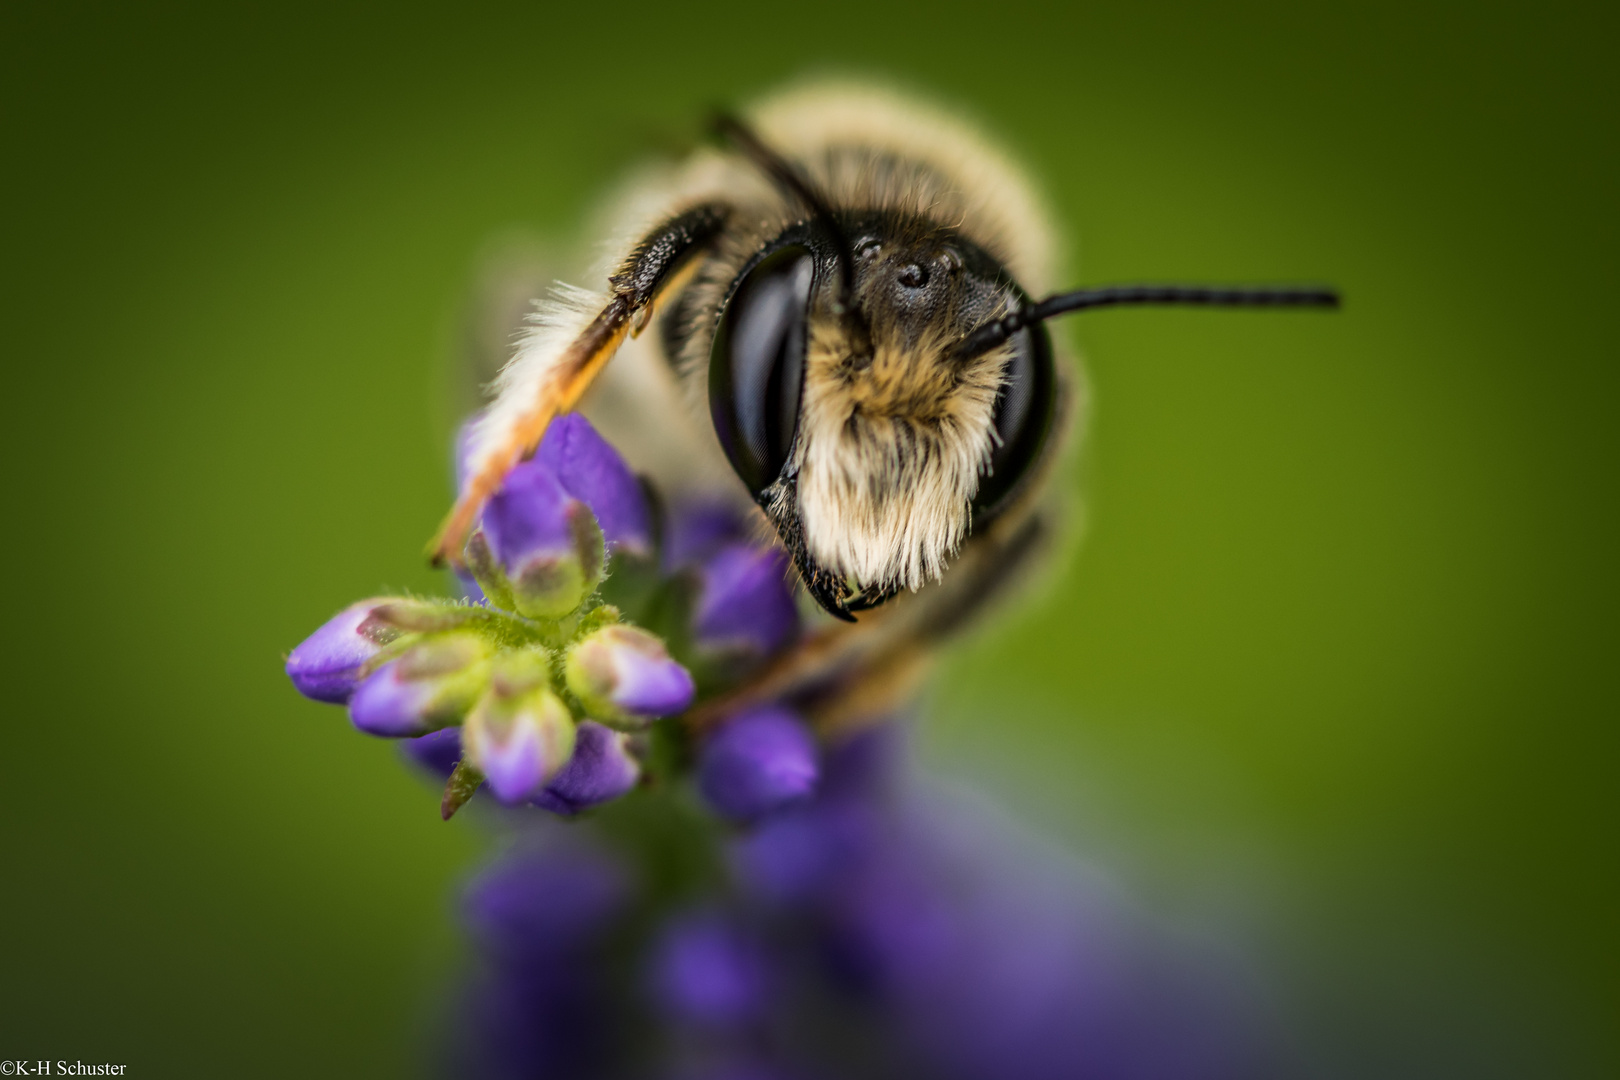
3,0,1614,1075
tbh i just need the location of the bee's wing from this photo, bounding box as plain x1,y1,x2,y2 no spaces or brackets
430,203,730,565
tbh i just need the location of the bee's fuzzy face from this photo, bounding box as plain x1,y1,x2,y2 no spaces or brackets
794,300,1008,598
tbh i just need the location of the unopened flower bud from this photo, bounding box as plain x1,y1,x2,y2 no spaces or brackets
535,413,652,557
692,543,799,659
285,599,402,704
698,705,819,822
348,633,491,737
481,459,604,619
532,721,641,816
647,911,770,1028
463,660,577,804
565,624,695,728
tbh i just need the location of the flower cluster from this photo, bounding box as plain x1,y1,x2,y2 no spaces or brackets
450,725,1279,1080
286,414,806,819
285,413,1278,1078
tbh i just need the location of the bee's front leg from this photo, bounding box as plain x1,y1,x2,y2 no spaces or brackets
430,202,732,567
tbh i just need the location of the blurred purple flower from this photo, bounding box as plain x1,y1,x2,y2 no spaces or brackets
729,724,902,903
697,705,819,822
536,413,652,556
285,599,399,704
731,800,874,907
458,844,631,1080
463,841,630,959
532,721,641,815
448,723,1280,1080
692,543,799,658
662,498,750,572
647,910,770,1028
400,725,462,777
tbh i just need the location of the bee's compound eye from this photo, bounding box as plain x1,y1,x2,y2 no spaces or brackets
972,323,1056,522
709,244,816,495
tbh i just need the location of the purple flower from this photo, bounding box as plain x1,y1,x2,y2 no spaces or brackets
464,683,577,804
692,542,800,659
481,458,604,619
285,599,400,704
647,910,770,1027
698,705,819,822
463,842,631,961
532,721,641,815
729,724,903,903
731,800,876,906
566,624,695,728
457,843,631,1079
400,726,463,777
347,634,490,737
535,413,652,556
663,498,751,572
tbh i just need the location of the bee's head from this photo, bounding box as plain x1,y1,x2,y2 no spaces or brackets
709,214,1056,620
705,112,1333,620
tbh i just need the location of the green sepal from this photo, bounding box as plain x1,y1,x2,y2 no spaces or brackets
392,631,496,729
487,647,553,698
578,603,622,636
464,530,518,613
440,759,483,820
359,601,553,670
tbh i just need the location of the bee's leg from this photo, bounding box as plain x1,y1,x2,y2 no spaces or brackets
686,509,1053,732
429,202,732,566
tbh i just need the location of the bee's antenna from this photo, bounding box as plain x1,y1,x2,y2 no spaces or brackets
711,112,857,315
952,284,1341,363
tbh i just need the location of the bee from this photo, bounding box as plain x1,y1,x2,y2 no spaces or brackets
434,81,1335,720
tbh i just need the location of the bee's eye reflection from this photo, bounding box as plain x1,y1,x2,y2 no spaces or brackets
709,244,815,494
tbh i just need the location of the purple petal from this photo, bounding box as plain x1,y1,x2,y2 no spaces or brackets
462,843,630,959
482,459,581,573
568,625,695,723
532,722,640,815
663,498,751,571
466,690,577,804
537,413,651,555
400,726,463,777
692,542,800,658
731,800,875,906
612,645,697,716
698,705,820,822
348,661,437,736
285,599,394,704
647,911,770,1027
479,727,546,803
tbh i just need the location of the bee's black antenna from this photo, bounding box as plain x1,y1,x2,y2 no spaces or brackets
711,112,857,315
952,284,1340,363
